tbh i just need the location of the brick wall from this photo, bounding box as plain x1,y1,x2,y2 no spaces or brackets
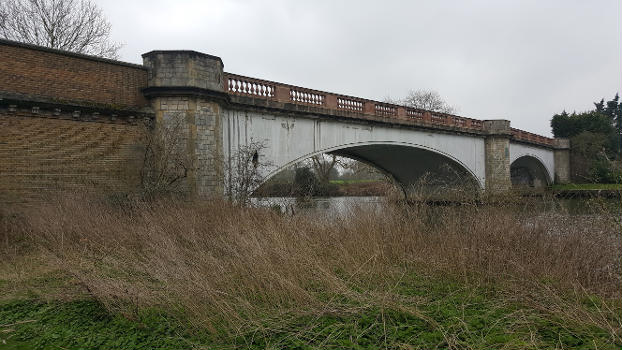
0,113,146,203
0,40,148,109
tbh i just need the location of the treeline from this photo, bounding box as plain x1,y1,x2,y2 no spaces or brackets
255,163,389,197
551,94,622,183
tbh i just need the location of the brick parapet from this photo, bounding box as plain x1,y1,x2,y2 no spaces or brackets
0,39,148,110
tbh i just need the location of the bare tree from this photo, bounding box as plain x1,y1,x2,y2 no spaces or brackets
386,89,455,114
226,141,273,205
310,154,337,183
0,0,121,59
140,114,193,198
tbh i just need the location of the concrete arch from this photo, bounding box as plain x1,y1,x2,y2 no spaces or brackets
510,155,552,188
260,140,483,191
509,142,555,188
222,109,488,193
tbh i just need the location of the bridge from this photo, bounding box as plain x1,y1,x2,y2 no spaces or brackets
142,50,570,197
0,40,570,202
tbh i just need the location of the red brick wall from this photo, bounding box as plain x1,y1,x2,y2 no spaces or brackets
0,40,148,108
0,113,146,203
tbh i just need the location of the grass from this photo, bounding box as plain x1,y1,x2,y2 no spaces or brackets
1,194,621,349
0,300,188,349
551,183,622,190
1,274,616,349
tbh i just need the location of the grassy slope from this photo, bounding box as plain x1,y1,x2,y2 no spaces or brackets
1,198,620,349
0,267,617,349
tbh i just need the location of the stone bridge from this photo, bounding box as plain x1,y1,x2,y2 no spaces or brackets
142,50,569,197
0,39,570,202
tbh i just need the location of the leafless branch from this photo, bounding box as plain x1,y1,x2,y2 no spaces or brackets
0,0,121,59
225,141,273,205
385,89,455,114
140,114,193,198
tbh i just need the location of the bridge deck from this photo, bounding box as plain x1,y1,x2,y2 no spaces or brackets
224,72,553,147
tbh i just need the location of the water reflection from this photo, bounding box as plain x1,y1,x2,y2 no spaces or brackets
250,196,384,216
250,196,621,218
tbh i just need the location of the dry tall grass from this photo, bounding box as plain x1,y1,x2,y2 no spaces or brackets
3,194,621,342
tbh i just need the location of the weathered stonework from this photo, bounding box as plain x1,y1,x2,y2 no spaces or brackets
194,100,224,197
553,138,570,184
142,51,223,91
483,120,512,192
142,50,226,198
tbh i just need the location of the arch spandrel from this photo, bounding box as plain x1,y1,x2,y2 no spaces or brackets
224,109,489,191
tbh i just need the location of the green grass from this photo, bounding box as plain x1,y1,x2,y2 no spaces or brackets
0,300,191,350
1,273,618,349
551,183,622,190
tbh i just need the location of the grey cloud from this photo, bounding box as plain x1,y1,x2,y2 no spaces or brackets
99,0,621,136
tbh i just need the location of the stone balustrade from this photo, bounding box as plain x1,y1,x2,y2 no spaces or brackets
223,72,553,147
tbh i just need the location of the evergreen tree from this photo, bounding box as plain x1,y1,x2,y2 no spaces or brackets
550,93,622,183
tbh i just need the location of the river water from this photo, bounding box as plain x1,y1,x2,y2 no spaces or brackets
250,195,621,217
250,196,384,216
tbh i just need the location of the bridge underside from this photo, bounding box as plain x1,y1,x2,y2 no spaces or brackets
326,144,479,194
510,156,551,188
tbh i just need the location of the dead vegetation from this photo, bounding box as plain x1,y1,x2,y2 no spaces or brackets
1,194,621,345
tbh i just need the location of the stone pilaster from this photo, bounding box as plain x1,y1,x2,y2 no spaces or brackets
142,50,226,198
483,120,512,192
553,138,570,184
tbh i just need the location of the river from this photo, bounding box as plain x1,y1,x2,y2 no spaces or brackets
250,195,621,217
250,196,384,216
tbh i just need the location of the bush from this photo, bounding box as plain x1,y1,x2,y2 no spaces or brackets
293,167,319,196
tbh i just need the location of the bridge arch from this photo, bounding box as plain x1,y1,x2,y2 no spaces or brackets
259,140,483,192
510,155,552,188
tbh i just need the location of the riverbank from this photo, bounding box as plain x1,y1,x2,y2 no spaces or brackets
550,183,622,199
255,179,392,197
1,195,620,349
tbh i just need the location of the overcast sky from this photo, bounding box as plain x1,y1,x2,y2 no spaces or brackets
99,0,621,136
